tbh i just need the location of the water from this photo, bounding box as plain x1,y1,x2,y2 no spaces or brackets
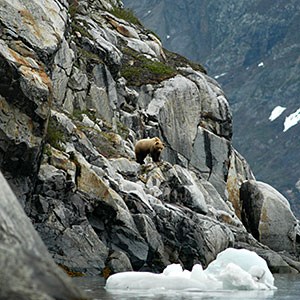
74,274,300,299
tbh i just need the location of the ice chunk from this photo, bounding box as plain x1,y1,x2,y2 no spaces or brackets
105,248,276,291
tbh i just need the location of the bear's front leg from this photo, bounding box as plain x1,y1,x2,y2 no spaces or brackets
136,154,146,165
151,152,160,163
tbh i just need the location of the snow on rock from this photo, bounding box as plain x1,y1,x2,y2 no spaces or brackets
214,72,227,79
269,106,286,121
258,62,264,67
283,108,300,132
105,248,276,291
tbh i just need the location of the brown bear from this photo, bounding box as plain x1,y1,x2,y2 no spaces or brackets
135,137,164,165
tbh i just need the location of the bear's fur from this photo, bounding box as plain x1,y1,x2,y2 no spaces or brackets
135,137,164,164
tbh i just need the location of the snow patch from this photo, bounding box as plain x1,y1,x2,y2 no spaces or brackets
105,248,276,292
283,108,300,132
258,62,264,67
269,106,286,121
214,72,227,79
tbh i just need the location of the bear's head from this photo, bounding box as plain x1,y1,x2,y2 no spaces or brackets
151,137,164,154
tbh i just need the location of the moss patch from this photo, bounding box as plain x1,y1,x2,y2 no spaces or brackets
164,48,207,74
71,19,93,40
72,109,97,123
121,48,177,86
68,0,79,18
74,117,129,159
110,6,142,26
45,118,66,151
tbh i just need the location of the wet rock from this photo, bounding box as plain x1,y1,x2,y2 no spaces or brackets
53,223,109,275
106,250,133,275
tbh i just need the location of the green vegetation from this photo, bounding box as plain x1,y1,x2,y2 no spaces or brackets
120,46,207,87
71,20,93,40
68,0,78,18
116,120,129,140
121,48,177,86
164,49,207,74
72,109,97,123
43,143,52,157
77,47,102,64
110,6,142,26
71,109,130,159
45,118,66,151
84,128,125,159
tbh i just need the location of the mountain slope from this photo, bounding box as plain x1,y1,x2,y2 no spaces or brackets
123,0,300,217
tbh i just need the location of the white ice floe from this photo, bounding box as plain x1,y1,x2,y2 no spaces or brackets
283,108,300,132
105,248,277,291
268,106,286,121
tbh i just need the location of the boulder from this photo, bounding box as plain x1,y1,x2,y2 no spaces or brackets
241,180,300,253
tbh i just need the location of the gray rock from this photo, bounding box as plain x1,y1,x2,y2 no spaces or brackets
191,126,231,199
109,157,140,177
173,165,208,214
1,0,299,280
0,0,67,55
227,149,256,219
106,250,133,275
241,180,299,253
53,223,109,275
0,171,84,299
133,213,164,253
52,38,75,105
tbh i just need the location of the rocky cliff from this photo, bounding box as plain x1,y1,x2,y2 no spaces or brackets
123,0,300,217
0,0,300,288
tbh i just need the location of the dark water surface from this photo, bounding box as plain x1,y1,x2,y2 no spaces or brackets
73,274,300,299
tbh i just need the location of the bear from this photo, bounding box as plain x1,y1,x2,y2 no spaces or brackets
135,137,165,165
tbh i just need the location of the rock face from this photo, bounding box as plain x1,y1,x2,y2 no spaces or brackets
241,180,300,253
0,0,300,288
0,172,84,299
123,0,300,218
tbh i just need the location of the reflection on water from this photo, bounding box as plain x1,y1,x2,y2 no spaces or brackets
73,274,300,300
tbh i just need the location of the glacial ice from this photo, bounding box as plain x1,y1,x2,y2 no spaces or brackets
105,248,277,291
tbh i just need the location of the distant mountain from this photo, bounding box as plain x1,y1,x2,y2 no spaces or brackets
123,0,300,217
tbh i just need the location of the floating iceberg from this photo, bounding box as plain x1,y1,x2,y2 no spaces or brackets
105,248,277,291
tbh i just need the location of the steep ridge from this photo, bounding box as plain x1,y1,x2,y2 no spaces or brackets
0,0,299,288
123,0,300,217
